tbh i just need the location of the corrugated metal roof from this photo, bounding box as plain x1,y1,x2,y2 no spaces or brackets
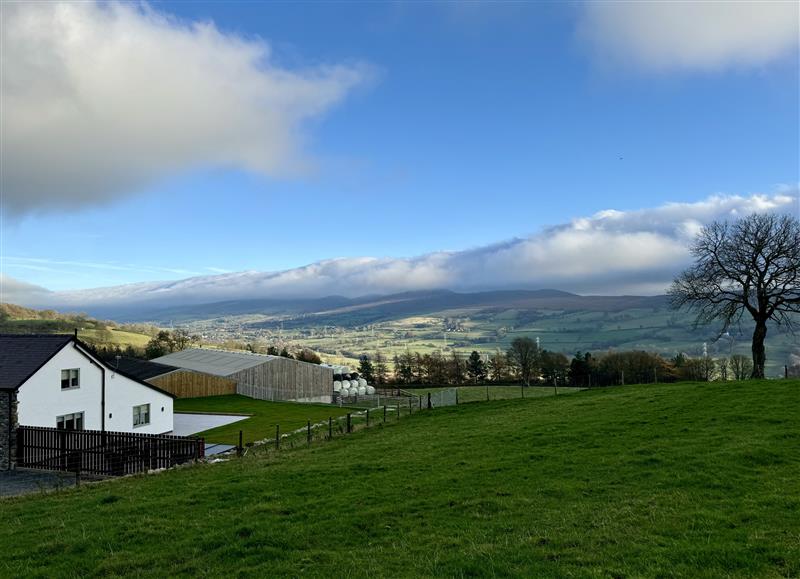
113,357,178,381
151,348,277,377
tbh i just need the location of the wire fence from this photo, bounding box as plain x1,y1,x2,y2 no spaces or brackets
239,385,581,456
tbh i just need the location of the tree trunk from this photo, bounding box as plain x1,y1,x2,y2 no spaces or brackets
750,320,768,379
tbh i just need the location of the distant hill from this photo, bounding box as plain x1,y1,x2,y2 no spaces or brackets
106,289,669,325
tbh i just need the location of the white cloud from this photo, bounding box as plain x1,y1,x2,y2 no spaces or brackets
0,1,368,214
0,275,52,305
579,1,800,72
9,189,796,309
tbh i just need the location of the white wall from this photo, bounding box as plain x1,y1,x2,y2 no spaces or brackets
18,344,104,429
106,370,173,434
17,342,173,434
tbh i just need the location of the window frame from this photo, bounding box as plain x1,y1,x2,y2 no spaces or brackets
132,403,151,428
60,368,80,390
56,411,85,431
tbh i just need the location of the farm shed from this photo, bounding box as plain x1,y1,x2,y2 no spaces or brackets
115,357,236,399
152,349,333,403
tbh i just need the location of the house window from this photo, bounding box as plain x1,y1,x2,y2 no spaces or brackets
133,404,151,427
56,412,84,431
60,369,80,389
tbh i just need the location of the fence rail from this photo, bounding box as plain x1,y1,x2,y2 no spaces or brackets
17,426,204,477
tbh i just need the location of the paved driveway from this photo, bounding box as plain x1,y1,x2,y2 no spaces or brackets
0,468,77,498
172,412,249,436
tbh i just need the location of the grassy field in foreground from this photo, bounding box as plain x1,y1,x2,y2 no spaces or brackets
175,395,351,445
2,380,799,577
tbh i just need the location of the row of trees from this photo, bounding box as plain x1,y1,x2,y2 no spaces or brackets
355,338,769,387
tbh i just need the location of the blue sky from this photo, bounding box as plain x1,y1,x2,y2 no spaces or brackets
1,1,798,299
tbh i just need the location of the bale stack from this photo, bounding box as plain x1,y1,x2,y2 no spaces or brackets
332,371,375,400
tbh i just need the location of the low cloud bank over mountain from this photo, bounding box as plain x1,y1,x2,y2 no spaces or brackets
5,190,796,310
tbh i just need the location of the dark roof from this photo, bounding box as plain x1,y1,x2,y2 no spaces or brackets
111,357,178,381
0,334,74,390
0,334,176,399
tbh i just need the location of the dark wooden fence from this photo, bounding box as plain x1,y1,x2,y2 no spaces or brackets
17,426,204,476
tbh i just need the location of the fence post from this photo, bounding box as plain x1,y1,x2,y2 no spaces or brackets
521,383,524,399
59,429,67,471
397,403,400,420
328,416,332,440
347,413,351,434
427,392,432,410
16,428,24,468
238,430,243,457
456,389,459,405
276,424,280,450
409,398,412,414
419,396,422,411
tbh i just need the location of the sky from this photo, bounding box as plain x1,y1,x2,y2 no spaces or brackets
1,1,799,306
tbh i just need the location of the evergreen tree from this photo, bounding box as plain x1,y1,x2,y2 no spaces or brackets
358,354,375,383
466,351,487,383
374,351,389,384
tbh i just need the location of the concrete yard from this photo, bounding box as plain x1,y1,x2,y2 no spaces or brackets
172,412,249,437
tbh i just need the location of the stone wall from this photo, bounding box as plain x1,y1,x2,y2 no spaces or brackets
0,390,18,471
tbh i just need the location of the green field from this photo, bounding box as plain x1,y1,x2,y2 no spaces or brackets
409,384,583,403
2,380,799,577
175,395,351,446
79,328,152,348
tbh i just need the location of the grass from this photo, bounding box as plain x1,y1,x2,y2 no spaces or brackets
409,384,583,403
2,379,799,577
174,395,351,446
79,328,152,348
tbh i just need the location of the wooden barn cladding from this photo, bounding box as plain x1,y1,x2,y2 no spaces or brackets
148,370,237,399
151,349,333,403
233,356,333,402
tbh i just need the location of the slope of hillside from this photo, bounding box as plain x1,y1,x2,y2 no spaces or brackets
2,380,798,577
0,302,155,349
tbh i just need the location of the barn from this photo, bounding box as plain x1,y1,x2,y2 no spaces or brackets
151,349,333,403
114,357,237,399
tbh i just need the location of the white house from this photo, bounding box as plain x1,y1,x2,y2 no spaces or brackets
1,334,174,435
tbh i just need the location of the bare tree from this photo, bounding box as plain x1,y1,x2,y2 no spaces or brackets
507,337,540,386
669,213,800,378
729,354,753,381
